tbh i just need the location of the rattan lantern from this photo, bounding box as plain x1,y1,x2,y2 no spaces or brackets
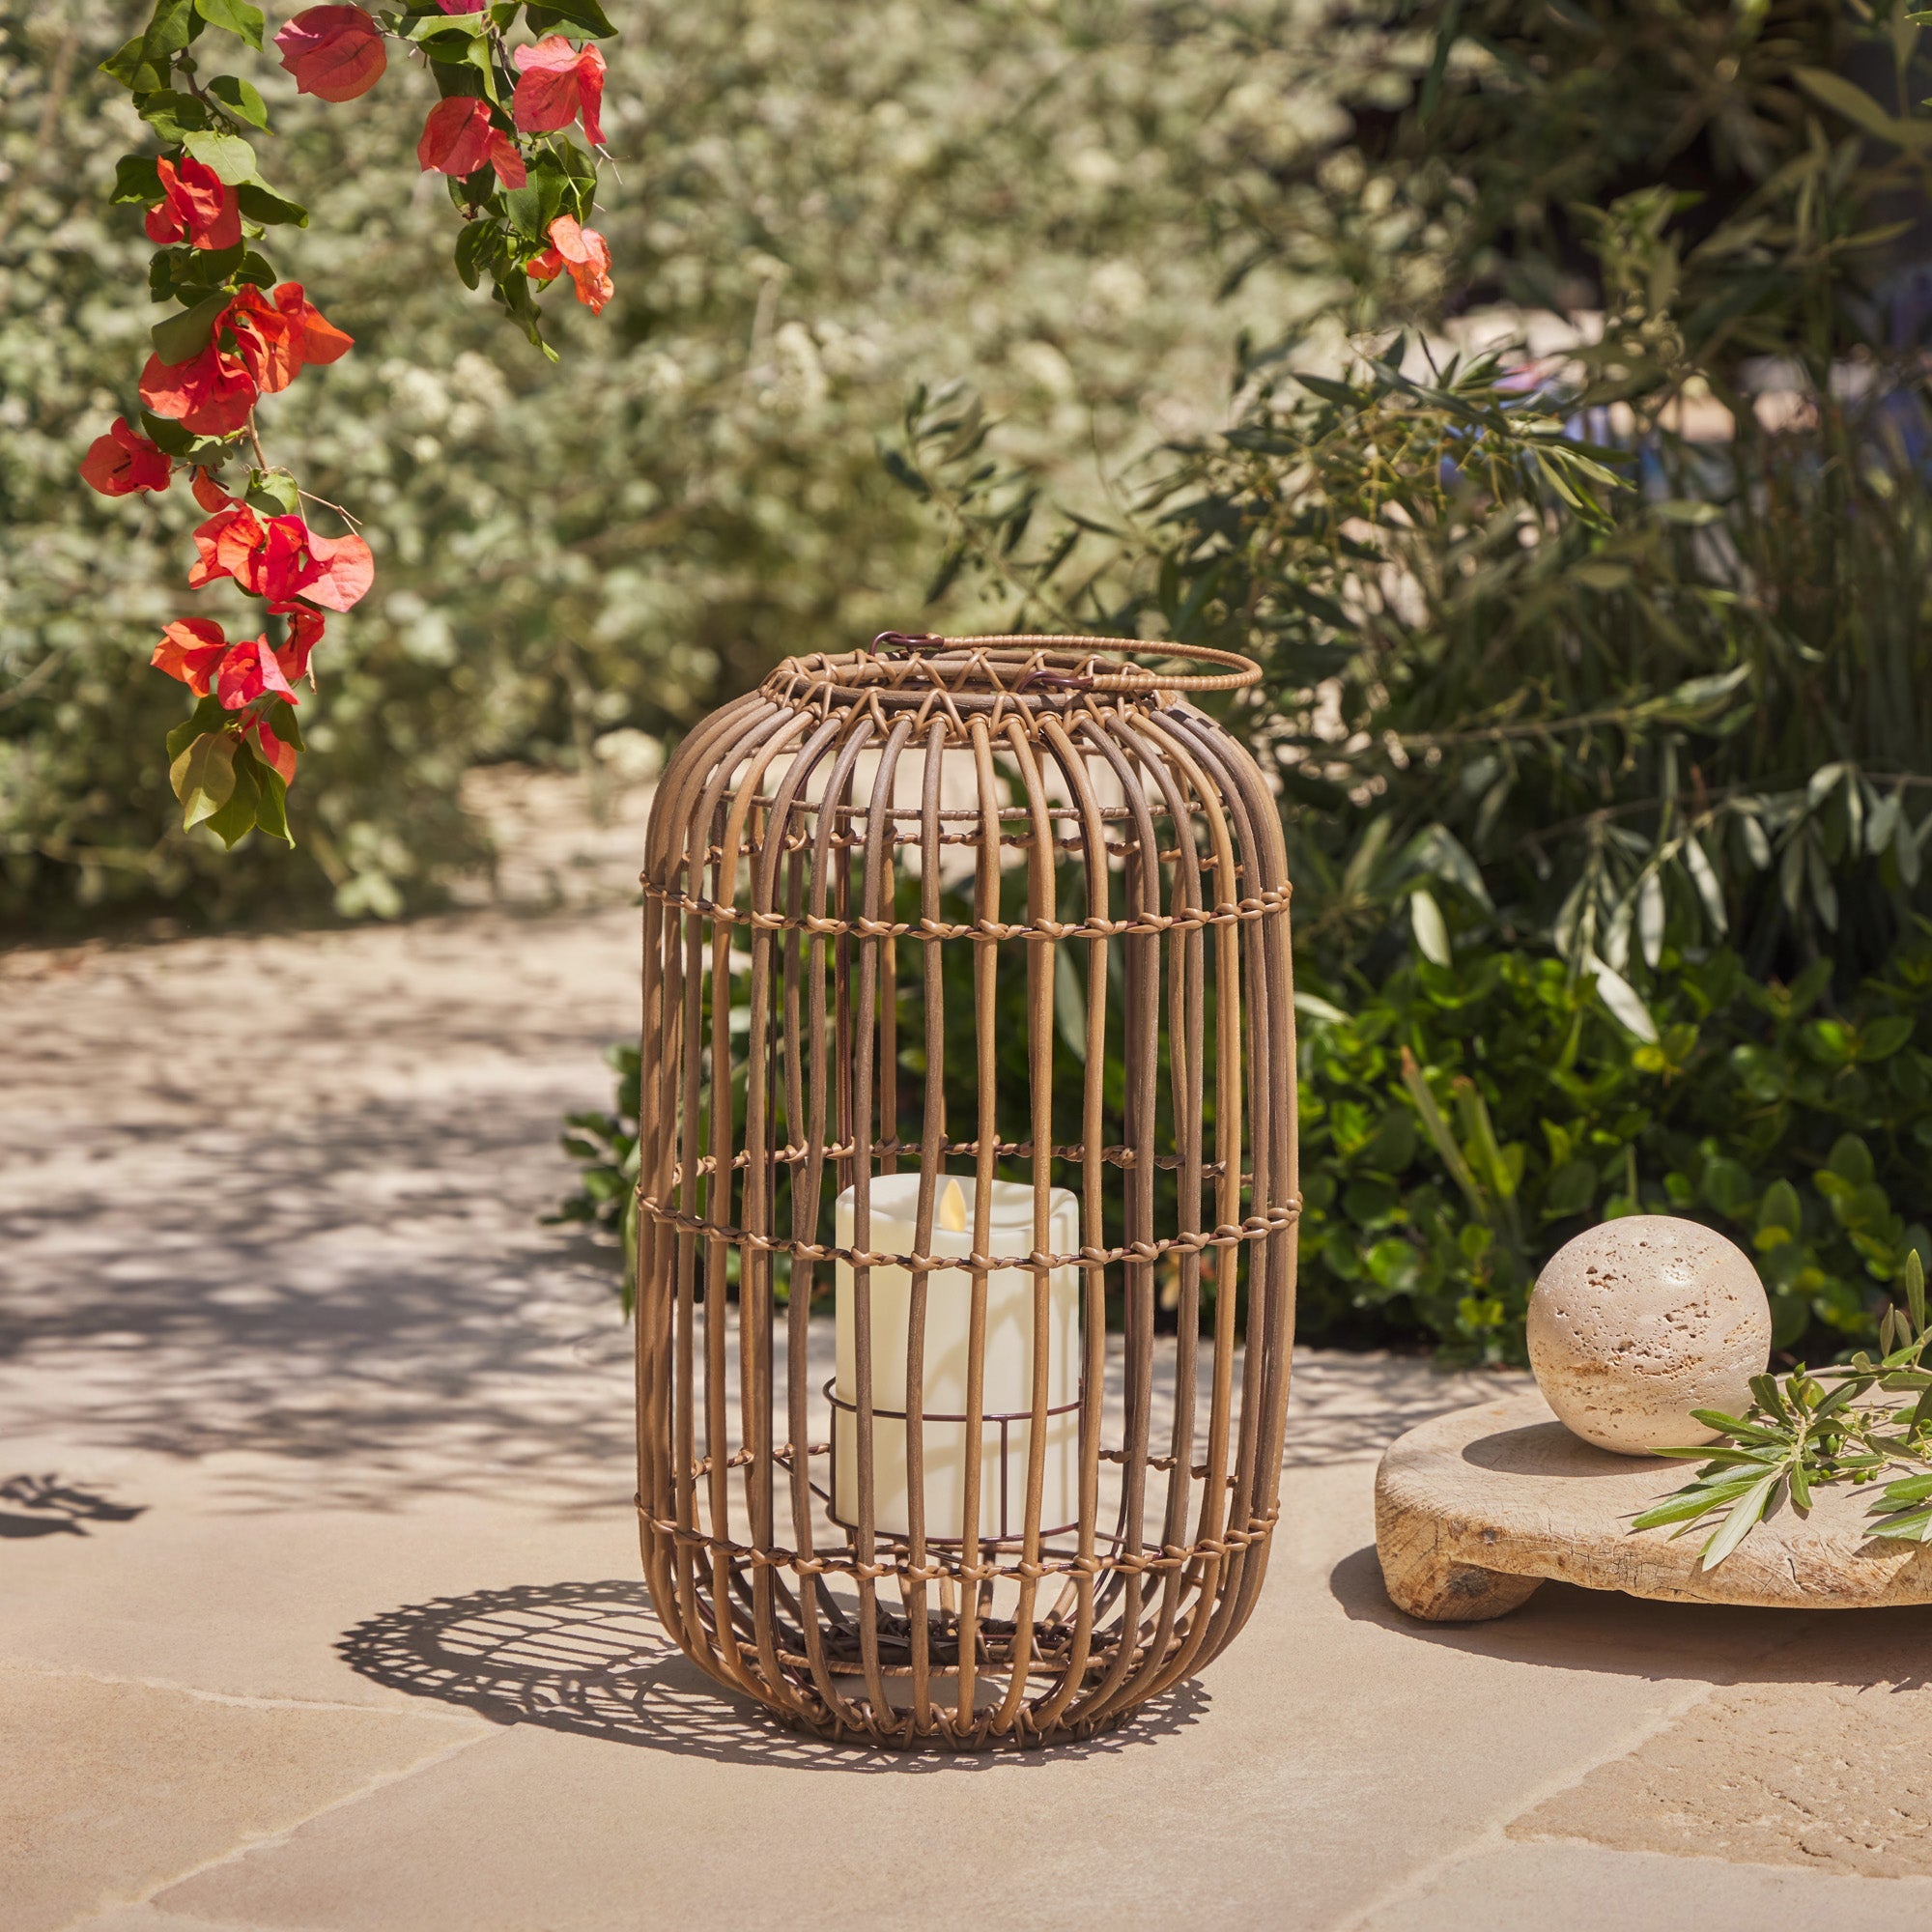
635,634,1297,1748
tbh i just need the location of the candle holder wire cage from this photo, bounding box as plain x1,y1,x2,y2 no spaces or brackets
635,634,1298,1748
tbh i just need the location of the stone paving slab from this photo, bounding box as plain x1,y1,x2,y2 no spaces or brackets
1,1663,484,1932
133,1464,1809,1932
1511,1629,1932,1880
6,897,1932,1930
1353,1841,1932,1932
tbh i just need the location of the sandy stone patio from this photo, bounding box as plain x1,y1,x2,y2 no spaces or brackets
5,776,1931,1931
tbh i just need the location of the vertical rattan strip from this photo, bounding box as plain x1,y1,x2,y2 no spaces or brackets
849,716,915,1730
727,711,816,1717
959,713,1003,1739
1129,708,1244,1692
1165,703,1295,1650
696,710,792,1692
904,717,950,1736
799,720,878,1722
1124,705,1208,1690
774,715,859,1731
1030,713,1110,1730
997,714,1057,1735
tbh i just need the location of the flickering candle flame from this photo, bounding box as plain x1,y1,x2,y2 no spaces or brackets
939,1176,967,1234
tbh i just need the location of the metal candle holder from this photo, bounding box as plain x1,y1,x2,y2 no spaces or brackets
635,635,1298,1747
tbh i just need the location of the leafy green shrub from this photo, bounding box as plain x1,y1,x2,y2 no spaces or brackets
1295,932,1932,1364
891,7,1932,1013
550,1040,640,1305
558,914,1932,1361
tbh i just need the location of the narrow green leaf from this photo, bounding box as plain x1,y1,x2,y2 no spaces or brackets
1631,1473,1764,1531
1794,67,1932,149
1410,887,1451,966
1587,952,1658,1043
1700,1469,1783,1569
1683,833,1727,934
1866,1504,1932,1543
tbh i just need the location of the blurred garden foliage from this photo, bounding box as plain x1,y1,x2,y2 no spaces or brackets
1,0,1322,926
554,0,1932,1364
867,0,1932,1359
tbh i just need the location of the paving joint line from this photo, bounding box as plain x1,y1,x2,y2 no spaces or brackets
1325,1607,1849,1930
1,1654,489,1725
1322,1678,1721,1932
81,1723,506,1931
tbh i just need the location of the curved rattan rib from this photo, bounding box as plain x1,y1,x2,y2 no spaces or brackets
636,638,1295,1747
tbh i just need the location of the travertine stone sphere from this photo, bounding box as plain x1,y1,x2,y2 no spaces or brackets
1526,1216,1773,1456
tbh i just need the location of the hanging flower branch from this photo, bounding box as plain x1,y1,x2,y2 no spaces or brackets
80,0,618,850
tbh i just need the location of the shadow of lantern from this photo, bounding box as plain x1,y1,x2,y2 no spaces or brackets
336,1579,1207,1768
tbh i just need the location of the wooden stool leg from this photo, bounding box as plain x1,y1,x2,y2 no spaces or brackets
1378,1539,1544,1621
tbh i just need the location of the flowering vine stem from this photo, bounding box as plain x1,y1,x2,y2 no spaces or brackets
81,0,616,850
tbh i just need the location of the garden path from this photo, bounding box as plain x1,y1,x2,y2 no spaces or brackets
3,769,1930,1931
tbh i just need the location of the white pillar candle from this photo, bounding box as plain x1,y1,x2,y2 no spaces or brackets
834,1173,1081,1543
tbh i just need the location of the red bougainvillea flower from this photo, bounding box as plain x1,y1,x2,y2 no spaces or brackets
153,612,320,778
191,469,234,512
187,507,312,606
527,214,613,315
275,5,387,103
436,0,486,12
269,282,355,374
246,713,298,784
418,97,491,176
512,37,605,146
80,416,172,497
142,156,242,252
277,608,327,687
223,283,355,396
139,340,257,437
151,618,230,696
223,285,300,394
216,634,298,711
186,504,262,590
485,129,526,191
303,530,376,612
186,506,374,614
417,98,526,188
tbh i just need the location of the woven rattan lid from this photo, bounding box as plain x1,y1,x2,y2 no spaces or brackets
761,632,1263,726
